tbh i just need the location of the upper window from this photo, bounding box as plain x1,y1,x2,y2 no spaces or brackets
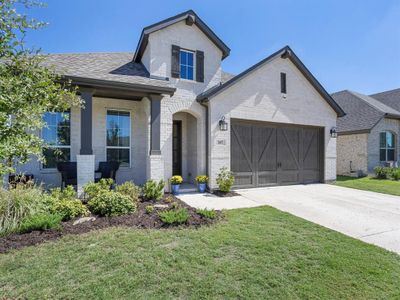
42,111,71,168
106,110,131,167
380,131,395,161
280,72,287,94
180,50,194,80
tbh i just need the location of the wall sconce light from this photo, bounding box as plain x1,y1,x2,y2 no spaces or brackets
219,116,228,131
330,127,337,138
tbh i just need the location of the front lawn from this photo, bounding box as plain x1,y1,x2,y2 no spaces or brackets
1,206,400,299
336,175,400,196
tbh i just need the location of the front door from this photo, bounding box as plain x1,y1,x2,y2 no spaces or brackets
172,120,182,176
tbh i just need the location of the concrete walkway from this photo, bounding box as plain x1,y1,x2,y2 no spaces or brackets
178,184,400,254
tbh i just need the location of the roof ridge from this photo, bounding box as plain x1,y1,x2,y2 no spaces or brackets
44,52,134,55
347,90,400,116
370,88,400,97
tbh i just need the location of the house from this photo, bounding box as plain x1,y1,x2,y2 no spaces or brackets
18,10,345,191
333,89,400,175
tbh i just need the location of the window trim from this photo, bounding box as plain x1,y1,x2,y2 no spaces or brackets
105,109,132,168
41,111,71,169
179,49,195,81
379,131,396,162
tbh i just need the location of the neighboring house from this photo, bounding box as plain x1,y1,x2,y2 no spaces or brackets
18,10,344,191
333,89,400,175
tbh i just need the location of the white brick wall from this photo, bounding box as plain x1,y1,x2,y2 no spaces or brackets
208,56,338,188
77,154,94,197
367,118,400,172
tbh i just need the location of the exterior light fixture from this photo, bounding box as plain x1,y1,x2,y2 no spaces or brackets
330,127,337,138
219,116,228,131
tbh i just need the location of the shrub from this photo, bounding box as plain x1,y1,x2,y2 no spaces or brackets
158,208,189,225
19,213,62,233
88,191,136,217
50,185,76,201
170,175,183,185
143,180,165,201
196,208,217,219
83,179,113,200
170,202,179,209
115,181,141,203
216,167,235,193
145,205,154,214
392,168,400,181
0,185,52,236
374,166,392,179
195,175,208,184
51,198,89,221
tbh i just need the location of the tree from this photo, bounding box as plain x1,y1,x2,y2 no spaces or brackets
0,0,82,175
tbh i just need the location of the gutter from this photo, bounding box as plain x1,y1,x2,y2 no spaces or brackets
63,75,176,96
200,102,209,183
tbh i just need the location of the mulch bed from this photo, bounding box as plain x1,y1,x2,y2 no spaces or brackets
0,194,221,253
212,190,241,197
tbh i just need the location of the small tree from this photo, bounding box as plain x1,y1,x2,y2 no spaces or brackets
0,0,82,175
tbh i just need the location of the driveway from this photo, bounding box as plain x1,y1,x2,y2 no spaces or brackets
179,184,400,254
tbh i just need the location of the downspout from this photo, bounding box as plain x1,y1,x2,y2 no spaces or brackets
200,101,209,185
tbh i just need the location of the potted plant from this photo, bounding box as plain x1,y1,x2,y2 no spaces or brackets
195,175,208,193
170,175,183,195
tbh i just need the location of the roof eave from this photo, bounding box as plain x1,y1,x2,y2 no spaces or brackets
133,10,230,63
64,75,176,96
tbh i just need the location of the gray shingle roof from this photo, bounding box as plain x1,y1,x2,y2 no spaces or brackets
41,52,173,89
370,88,400,112
332,90,400,134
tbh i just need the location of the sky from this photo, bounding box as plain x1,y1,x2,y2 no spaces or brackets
22,0,400,94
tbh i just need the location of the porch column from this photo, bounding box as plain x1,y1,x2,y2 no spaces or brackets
77,89,95,197
147,94,164,183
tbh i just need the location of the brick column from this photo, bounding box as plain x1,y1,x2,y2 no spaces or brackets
77,154,95,197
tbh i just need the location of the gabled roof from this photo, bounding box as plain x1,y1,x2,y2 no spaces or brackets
370,88,400,112
197,46,345,117
332,90,400,134
133,10,230,63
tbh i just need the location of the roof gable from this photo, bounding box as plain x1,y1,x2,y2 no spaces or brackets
197,46,345,117
133,10,230,63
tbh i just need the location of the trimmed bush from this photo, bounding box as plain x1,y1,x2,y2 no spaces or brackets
143,180,165,201
83,178,113,200
50,185,76,201
392,168,400,181
374,166,393,179
19,213,62,233
158,208,189,225
216,167,235,193
196,208,217,219
0,185,53,236
52,198,89,221
115,181,141,203
88,191,136,217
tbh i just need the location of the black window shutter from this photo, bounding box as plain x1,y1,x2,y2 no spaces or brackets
280,72,287,94
196,50,204,82
171,45,180,78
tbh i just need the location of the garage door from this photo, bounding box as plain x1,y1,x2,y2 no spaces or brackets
231,120,324,188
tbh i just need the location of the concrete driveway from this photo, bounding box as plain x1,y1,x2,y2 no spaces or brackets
179,184,400,254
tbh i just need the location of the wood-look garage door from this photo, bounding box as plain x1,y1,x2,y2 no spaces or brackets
231,120,324,188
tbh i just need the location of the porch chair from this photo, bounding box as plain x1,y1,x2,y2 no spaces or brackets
95,161,120,182
56,162,77,188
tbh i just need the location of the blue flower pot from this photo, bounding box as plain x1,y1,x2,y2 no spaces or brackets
171,184,180,195
197,183,207,193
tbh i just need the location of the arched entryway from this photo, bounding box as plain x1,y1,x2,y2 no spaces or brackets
172,111,198,184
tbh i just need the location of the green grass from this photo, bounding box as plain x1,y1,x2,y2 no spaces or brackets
336,175,400,196
1,206,400,299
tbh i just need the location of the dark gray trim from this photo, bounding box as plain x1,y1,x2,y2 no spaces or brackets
200,102,209,183
337,129,371,136
65,75,176,96
133,10,230,62
171,45,180,78
196,50,204,83
149,95,163,155
197,46,346,117
80,89,94,155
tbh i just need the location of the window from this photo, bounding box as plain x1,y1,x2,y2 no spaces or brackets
180,49,194,80
106,110,130,167
380,131,396,161
42,111,71,168
280,72,287,94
